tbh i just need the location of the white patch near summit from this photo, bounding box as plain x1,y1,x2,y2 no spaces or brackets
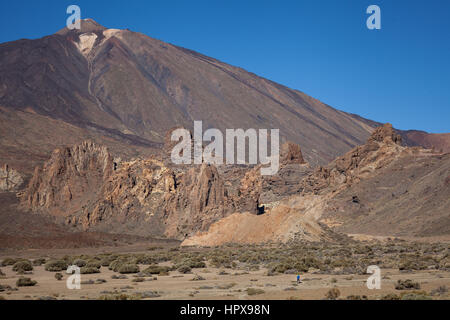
75,33,98,56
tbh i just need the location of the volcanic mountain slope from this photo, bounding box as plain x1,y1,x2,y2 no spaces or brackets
1,18,383,178
182,124,450,246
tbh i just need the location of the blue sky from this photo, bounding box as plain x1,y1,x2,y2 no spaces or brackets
1,0,449,133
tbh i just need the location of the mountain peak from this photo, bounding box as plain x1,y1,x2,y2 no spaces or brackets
56,18,107,36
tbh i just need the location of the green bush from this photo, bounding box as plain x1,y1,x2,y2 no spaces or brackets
55,273,63,281
80,267,100,274
45,260,69,272
86,260,102,269
72,259,87,267
32,258,46,266
178,265,192,274
13,260,33,273
395,279,421,290
16,277,37,287
1,258,17,266
381,293,400,300
118,264,140,274
143,265,171,275
100,255,118,267
400,291,432,300
109,258,133,272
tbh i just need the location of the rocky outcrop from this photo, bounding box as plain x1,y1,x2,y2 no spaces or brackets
20,141,113,216
280,141,305,164
20,141,238,239
0,164,23,191
301,124,405,194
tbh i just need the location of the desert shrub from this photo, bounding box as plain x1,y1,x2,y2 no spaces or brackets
85,260,102,269
209,253,234,268
111,274,128,279
133,255,155,265
0,269,5,276
1,258,17,266
381,293,400,300
32,258,46,266
430,285,448,296
0,296,5,300
99,293,139,300
398,258,427,271
191,274,205,281
395,279,421,290
325,288,341,300
346,295,368,300
132,277,145,283
55,273,63,281
100,255,118,267
16,277,37,287
72,259,87,267
178,265,192,274
400,291,432,300
45,260,69,272
143,265,171,275
118,264,140,274
13,260,33,273
246,288,265,296
80,267,100,274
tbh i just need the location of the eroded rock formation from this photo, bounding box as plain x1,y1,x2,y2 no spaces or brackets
0,164,23,191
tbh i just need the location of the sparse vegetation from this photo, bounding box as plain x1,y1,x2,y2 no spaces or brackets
1,258,17,266
12,260,33,273
178,265,192,274
32,258,46,266
16,277,37,287
395,279,421,290
80,266,100,274
143,265,171,275
325,288,341,300
45,260,69,272
118,264,140,274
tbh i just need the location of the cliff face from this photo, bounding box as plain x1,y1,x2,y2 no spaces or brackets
19,138,312,239
19,141,239,239
20,141,114,216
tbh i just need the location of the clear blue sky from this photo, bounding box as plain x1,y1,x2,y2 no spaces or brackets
1,0,449,133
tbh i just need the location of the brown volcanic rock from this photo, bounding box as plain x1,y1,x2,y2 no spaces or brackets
280,141,305,164
20,141,114,216
163,164,236,238
20,141,240,239
301,124,404,194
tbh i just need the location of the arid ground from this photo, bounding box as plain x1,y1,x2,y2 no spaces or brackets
1,241,449,300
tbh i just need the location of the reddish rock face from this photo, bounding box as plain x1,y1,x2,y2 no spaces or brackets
280,142,305,165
